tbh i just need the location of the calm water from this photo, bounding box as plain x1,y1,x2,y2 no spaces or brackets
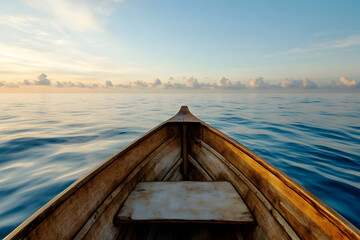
0,93,359,237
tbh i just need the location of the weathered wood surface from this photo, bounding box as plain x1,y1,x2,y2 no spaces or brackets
5,123,180,240
195,122,360,240
162,158,182,181
82,137,181,239
188,136,294,240
188,155,212,181
116,181,254,224
75,136,181,239
166,166,183,181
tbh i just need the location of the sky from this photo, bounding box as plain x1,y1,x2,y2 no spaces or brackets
0,0,359,92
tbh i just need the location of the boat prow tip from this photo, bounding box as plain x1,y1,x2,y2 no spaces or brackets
167,106,201,123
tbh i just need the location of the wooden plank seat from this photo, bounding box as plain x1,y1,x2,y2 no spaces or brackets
115,181,254,224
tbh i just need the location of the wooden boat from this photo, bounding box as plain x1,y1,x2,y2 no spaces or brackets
5,106,360,240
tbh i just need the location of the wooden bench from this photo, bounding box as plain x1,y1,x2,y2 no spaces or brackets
115,181,254,224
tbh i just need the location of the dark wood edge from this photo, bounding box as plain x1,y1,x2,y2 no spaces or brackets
115,219,254,224
199,122,360,238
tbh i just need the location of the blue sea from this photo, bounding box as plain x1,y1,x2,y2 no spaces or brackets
0,93,359,237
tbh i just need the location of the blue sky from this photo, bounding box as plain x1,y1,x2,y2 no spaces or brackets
0,0,359,91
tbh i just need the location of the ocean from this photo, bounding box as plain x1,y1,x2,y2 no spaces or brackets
0,93,359,237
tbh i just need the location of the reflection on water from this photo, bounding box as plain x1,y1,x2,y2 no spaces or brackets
0,93,359,237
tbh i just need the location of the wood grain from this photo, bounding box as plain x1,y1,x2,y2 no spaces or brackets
83,137,181,239
74,135,180,240
5,123,179,240
189,137,292,240
116,181,253,224
198,123,360,240
188,155,212,181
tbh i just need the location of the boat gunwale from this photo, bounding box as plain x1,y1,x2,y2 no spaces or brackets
4,120,174,240
199,121,360,239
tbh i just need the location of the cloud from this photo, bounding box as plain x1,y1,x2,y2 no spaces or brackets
281,78,317,89
53,80,100,88
287,35,360,55
216,76,245,89
0,81,19,88
149,78,162,88
216,76,232,88
105,80,113,87
339,77,360,88
34,73,51,86
55,81,65,88
163,81,187,89
23,79,33,85
302,78,318,89
266,34,360,58
131,80,148,88
94,0,126,15
249,77,273,89
0,13,140,78
19,73,52,86
187,77,201,88
114,83,131,88
162,76,211,89
23,0,101,32
187,76,211,89
5,75,359,92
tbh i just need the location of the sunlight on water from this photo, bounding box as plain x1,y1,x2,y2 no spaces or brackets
0,93,359,237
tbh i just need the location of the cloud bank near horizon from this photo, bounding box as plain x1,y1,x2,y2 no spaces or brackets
1,74,359,91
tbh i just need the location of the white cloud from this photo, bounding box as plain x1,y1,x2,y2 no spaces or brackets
0,81,19,88
216,76,232,88
187,76,211,89
149,78,162,88
339,77,360,88
163,81,187,89
302,78,318,89
105,80,113,87
23,79,32,86
216,76,245,89
249,77,272,89
34,73,51,86
5,75,359,91
23,0,101,32
288,35,360,54
281,78,317,89
94,0,126,15
19,73,52,86
329,35,360,49
53,81,100,88
55,81,65,88
0,42,136,76
281,79,299,88
131,80,149,88
266,34,360,58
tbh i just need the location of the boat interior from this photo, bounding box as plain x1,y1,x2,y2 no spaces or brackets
6,107,360,240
